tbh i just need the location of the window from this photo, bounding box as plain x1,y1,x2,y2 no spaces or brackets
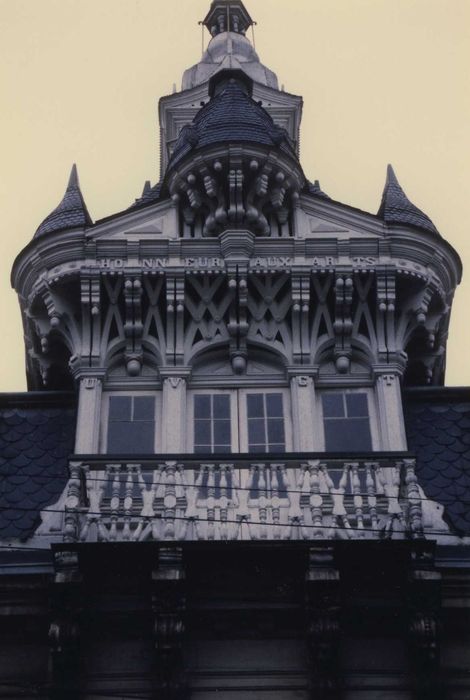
322,392,372,452
194,394,232,453
190,390,290,454
246,393,285,453
107,395,156,454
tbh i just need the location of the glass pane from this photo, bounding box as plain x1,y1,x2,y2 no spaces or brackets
247,394,264,418
267,418,285,444
248,418,266,446
109,396,132,422
214,444,231,454
346,393,369,418
324,418,372,451
194,395,211,419
268,443,285,453
322,394,344,418
194,419,211,445
194,444,211,454
213,395,230,419
250,444,265,453
133,396,155,421
266,393,283,417
107,421,154,453
214,419,231,445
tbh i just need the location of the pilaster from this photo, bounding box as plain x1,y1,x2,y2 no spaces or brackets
74,374,104,454
289,374,317,451
305,544,341,699
152,546,187,699
161,369,191,453
374,368,407,451
48,550,82,700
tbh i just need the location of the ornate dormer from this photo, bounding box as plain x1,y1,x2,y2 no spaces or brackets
5,0,465,552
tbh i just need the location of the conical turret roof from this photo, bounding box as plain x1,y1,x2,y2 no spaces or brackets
34,164,92,238
378,164,438,235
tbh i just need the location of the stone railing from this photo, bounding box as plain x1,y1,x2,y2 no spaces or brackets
63,456,424,543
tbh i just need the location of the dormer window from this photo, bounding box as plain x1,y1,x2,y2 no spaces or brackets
321,391,373,452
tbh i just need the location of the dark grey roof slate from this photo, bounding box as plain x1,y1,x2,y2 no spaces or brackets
305,179,330,199
167,73,297,171
128,181,163,211
377,164,439,236
0,395,76,540
404,388,470,535
34,164,93,239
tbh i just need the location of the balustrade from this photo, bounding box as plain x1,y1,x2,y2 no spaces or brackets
65,456,423,543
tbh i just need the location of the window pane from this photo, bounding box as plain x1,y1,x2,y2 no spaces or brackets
194,395,211,419
194,419,211,445
213,395,230,419
248,418,265,446
324,418,372,452
247,394,264,418
214,444,231,454
266,393,283,417
107,421,154,453
194,444,211,454
268,444,285,453
109,396,132,422
322,394,344,418
213,419,231,445
267,419,285,445
133,396,155,421
346,393,368,418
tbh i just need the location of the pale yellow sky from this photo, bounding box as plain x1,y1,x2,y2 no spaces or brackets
0,0,469,390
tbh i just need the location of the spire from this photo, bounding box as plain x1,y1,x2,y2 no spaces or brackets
203,0,253,37
378,164,438,235
34,164,93,239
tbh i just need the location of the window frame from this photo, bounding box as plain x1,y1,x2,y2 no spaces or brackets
316,387,379,452
100,391,161,454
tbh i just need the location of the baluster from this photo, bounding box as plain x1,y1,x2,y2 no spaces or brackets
404,459,424,539
64,461,82,543
257,464,268,539
152,466,163,540
122,465,135,541
219,464,229,540
284,464,302,539
339,464,351,533
163,461,177,540
270,464,281,540
309,461,324,539
194,465,205,540
206,464,216,540
244,464,256,540
109,465,121,541
365,462,379,533
350,462,364,535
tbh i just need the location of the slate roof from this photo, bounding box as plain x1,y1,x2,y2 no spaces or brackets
34,164,93,239
128,180,163,212
305,179,330,200
168,72,297,171
377,164,439,236
404,388,470,536
0,393,76,540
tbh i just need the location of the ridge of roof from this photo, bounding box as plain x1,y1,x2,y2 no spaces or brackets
377,164,439,236
34,164,93,239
